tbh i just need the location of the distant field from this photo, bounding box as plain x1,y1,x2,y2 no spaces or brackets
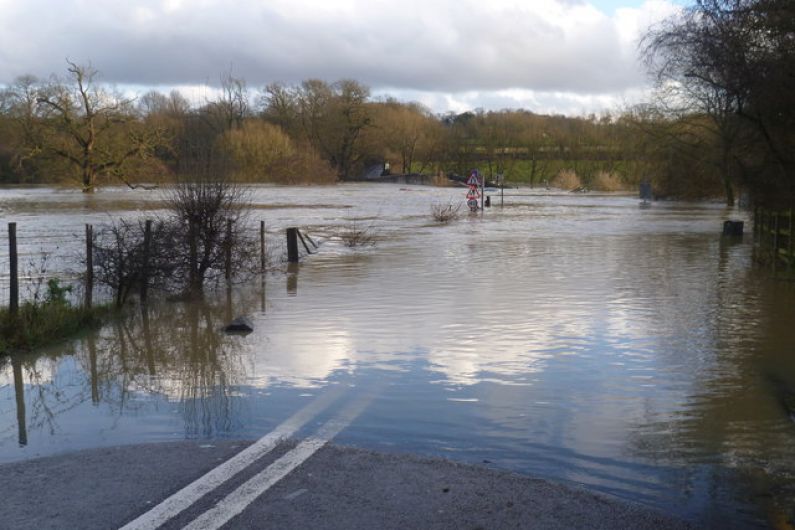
412,159,640,188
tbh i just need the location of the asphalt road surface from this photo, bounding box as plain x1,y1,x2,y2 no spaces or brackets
0,440,695,530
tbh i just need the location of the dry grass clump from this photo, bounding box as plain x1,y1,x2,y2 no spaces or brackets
590,171,627,192
431,201,462,223
551,169,581,190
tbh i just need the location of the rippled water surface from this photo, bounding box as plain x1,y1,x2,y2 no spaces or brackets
1,184,794,527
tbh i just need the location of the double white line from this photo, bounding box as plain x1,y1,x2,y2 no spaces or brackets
121,386,370,530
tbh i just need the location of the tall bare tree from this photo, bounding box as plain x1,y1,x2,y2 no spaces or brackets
643,0,795,205
35,61,163,192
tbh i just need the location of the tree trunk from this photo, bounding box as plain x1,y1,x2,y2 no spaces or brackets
82,166,95,193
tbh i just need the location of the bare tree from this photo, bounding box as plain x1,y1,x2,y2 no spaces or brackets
643,0,795,205
93,219,176,307
166,157,254,293
34,60,165,192
202,69,249,133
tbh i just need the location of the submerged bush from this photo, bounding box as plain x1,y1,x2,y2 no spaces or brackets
337,219,377,247
431,201,461,223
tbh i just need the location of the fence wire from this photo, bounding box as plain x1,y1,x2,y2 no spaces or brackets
1,220,326,308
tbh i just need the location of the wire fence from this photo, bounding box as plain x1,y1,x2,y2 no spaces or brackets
1,223,95,308
1,220,325,309
753,207,794,273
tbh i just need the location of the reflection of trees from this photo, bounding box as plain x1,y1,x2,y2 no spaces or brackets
0,342,82,448
626,244,795,525
84,290,257,436
1,285,264,451
175,298,239,437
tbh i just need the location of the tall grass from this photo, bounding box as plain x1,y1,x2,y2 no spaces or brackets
0,280,106,355
590,171,628,191
551,169,581,190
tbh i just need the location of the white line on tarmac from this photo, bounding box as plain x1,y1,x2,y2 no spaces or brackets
119,386,345,530
182,394,373,530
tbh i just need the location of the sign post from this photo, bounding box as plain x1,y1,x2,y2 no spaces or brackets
480,171,485,212
466,169,482,212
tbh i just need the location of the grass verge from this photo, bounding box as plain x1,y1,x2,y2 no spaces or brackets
0,298,108,355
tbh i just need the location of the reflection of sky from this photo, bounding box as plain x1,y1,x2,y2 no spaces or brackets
243,324,357,389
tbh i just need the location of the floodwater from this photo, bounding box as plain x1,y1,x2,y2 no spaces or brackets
1,184,795,528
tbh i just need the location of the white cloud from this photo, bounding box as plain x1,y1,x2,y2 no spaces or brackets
0,0,679,114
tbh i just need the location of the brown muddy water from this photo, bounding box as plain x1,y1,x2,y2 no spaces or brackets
1,184,794,528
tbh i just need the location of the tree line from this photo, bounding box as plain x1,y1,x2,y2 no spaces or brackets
0,0,792,206
0,67,715,197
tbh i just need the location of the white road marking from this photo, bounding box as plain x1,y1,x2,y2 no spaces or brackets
119,386,345,530
182,395,372,530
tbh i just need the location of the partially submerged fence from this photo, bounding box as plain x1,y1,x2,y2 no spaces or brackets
1,221,104,309
753,207,794,272
2,221,322,309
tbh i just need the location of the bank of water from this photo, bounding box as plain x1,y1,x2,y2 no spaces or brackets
1,184,793,527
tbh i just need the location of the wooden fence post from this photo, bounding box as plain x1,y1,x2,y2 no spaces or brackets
260,220,266,272
9,222,18,315
141,219,153,302
286,227,299,263
85,224,93,309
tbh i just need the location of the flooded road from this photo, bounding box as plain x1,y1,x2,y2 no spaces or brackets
1,184,794,527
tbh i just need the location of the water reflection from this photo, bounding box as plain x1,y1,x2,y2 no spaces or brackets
625,273,795,525
2,186,794,526
286,263,298,296
0,288,262,454
12,357,26,446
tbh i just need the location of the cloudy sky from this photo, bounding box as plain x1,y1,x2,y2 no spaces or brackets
0,0,680,115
